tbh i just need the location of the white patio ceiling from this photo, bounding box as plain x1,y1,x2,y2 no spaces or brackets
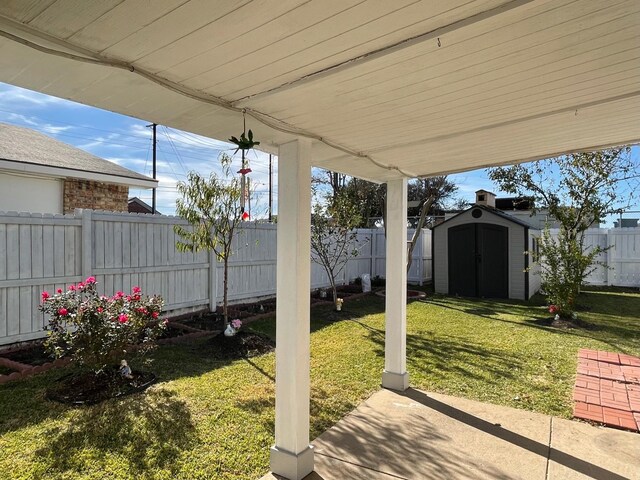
0,0,638,182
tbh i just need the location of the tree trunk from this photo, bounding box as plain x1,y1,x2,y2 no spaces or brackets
223,258,229,325
407,199,434,273
330,278,338,308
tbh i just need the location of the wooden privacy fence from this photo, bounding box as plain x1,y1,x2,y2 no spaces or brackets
0,210,432,345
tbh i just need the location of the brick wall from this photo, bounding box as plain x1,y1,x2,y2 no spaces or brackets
63,179,129,213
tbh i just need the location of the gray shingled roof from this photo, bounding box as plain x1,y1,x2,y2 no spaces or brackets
0,122,154,184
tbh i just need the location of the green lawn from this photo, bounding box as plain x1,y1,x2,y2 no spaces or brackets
0,288,638,479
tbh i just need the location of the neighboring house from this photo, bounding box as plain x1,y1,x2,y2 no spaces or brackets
128,197,161,215
432,190,541,300
614,218,639,228
0,122,156,214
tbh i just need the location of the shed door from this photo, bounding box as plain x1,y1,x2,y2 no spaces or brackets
448,223,508,298
477,224,508,298
448,224,477,297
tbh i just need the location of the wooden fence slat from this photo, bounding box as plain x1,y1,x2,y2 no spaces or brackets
0,288,6,338
6,225,19,280
0,224,6,281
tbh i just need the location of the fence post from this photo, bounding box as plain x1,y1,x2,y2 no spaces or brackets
209,250,218,313
81,209,92,278
371,231,377,278
606,229,613,286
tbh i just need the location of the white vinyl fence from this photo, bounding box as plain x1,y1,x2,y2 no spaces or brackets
0,210,432,346
548,228,640,287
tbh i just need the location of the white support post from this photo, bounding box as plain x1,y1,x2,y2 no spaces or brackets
270,138,314,480
382,178,409,391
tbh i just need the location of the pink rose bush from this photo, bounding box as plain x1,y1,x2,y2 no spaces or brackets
39,277,165,372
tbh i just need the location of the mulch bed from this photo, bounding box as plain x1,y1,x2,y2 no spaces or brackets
206,330,275,360
534,316,598,330
46,368,157,405
374,289,427,300
179,314,225,332
0,342,54,366
573,349,640,432
0,288,370,385
311,284,367,301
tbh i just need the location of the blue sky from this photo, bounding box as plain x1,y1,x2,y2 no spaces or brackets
0,82,275,216
0,82,637,226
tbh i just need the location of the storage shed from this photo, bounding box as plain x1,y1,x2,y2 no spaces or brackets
433,191,540,300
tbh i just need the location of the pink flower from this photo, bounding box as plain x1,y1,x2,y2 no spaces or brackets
132,294,141,302
549,305,559,314
115,291,124,299
77,282,85,289
57,288,63,294
136,307,147,314
132,286,141,294
41,291,50,301
118,314,128,323
231,319,242,330
151,312,159,319
97,307,104,313
68,285,76,291
85,276,96,284
58,308,68,316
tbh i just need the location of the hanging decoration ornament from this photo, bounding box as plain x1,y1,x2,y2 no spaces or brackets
229,111,260,220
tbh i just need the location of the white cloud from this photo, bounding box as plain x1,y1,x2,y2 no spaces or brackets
0,84,87,108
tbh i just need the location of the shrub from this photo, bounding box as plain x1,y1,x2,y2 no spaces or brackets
535,228,604,318
39,277,166,372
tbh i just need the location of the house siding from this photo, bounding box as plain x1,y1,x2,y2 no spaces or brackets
434,208,527,299
0,171,63,214
63,179,128,214
528,231,542,298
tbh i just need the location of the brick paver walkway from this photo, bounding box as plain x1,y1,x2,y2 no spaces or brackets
573,349,640,432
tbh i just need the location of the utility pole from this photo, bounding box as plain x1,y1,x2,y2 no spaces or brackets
268,154,273,222
146,123,158,214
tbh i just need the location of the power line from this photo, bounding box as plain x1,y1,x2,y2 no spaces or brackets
161,125,189,176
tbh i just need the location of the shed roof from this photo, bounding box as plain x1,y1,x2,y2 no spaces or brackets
0,123,156,188
433,204,538,229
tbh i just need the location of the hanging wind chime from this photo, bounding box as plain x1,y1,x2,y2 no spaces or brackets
229,111,260,221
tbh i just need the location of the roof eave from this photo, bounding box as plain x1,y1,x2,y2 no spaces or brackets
0,159,157,188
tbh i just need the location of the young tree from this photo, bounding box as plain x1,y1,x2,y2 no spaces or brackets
339,177,386,228
174,153,242,325
310,191,364,308
406,176,458,272
488,147,637,315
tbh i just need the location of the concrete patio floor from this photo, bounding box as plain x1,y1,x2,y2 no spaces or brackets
261,388,640,480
